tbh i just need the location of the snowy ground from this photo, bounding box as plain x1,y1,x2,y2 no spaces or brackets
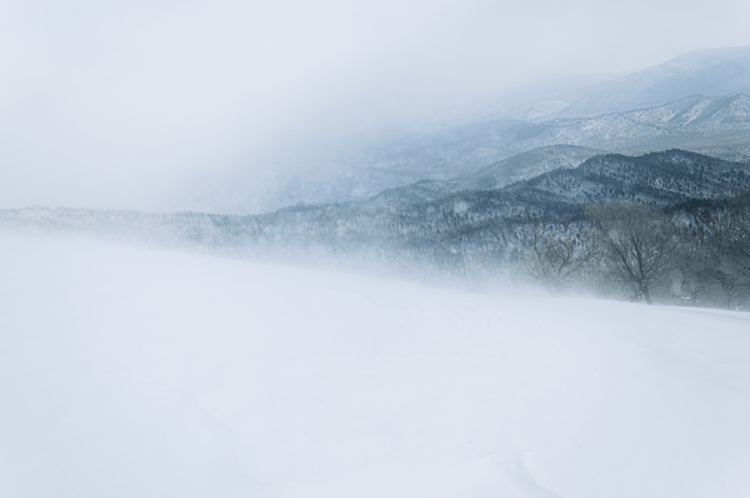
1,233,749,498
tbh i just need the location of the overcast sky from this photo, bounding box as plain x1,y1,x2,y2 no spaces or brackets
1,0,749,211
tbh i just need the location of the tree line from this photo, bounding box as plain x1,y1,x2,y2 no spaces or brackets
517,186,750,310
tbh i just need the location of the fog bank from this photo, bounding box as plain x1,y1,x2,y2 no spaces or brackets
2,0,750,211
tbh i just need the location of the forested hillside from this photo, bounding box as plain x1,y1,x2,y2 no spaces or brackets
3,150,748,308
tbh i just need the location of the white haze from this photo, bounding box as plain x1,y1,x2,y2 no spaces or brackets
1,0,750,211
2,233,750,497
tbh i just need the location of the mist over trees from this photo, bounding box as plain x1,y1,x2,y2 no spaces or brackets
518,223,591,293
518,187,750,309
586,203,680,305
1,149,748,311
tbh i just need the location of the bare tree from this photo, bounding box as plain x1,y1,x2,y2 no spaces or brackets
586,202,680,304
520,223,591,292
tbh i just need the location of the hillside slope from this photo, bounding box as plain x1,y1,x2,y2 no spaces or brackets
1,234,749,498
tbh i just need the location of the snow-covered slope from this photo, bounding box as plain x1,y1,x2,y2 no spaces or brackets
514,94,750,154
1,234,750,498
558,45,750,118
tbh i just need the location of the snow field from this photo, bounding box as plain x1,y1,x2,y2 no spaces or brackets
1,233,749,497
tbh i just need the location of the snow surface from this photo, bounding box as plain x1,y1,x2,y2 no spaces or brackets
1,233,750,498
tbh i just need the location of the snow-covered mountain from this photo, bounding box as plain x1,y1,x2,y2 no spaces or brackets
2,233,749,498
506,94,750,158
173,46,750,215
557,45,750,118
208,93,750,214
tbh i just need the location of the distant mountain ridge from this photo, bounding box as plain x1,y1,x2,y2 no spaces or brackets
179,45,750,214
340,94,750,203
233,93,750,213
556,45,750,118
359,145,604,209
462,145,606,190
509,94,750,155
